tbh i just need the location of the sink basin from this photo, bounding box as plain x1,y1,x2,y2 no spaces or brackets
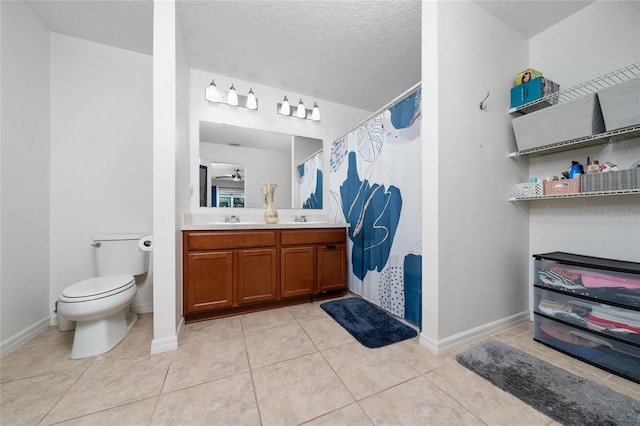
215,222,261,225
283,221,326,225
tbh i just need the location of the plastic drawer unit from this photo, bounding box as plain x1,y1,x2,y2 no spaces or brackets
532,252,640,384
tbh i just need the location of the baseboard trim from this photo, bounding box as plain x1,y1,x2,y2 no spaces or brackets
419,311,530,355
1,316,51,358
131,302,153,314
150,334,178,355
176,315,185,341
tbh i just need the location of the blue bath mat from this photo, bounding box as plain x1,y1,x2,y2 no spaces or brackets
320,297,418,348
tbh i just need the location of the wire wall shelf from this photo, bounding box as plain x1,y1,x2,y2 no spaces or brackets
509,188,640,201
508,125,640,158
508,62,640,115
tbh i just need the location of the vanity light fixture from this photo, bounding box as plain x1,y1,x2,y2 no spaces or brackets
246,89,257,110
279,96,291,115
296,99,306,118
277,96,320,121
204,79,258,110
311,102,320,121
227,84,238,106
205,79,217,100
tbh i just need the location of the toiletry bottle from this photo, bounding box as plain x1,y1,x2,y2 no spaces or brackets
569,161,581,179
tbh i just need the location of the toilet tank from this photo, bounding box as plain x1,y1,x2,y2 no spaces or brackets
93,234,150,277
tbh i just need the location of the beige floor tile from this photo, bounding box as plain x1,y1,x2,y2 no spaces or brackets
495,320,533,339
244,322,317,368
287,301,332,321
180,315,243,345
358,375,484,425
426,356,553,425
297,312,355,350
42,354,170,424
0,327,93,383
161,334,249,393
252,352,354,426
302,403,373,425
0,369,83,425
151,372,260,426
54,397,157,426
322,342,420,400
240,308,296,333
390,338,444,374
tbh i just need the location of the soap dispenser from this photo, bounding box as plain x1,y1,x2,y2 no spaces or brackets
569,161,581,179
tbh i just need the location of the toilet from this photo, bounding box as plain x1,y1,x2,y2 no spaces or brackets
56,234,151,359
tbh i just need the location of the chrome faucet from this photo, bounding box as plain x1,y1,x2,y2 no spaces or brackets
294,215,308,223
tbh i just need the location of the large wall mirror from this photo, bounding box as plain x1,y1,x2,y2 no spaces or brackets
199,121,323,209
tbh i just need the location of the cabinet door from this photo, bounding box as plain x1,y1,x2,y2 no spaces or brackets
317,244,347,293
281,246,315,298
238,248,277,304
186,251,234,312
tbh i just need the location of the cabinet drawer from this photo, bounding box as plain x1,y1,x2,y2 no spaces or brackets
534,314,640,383
280,229,346,246
534,257,640,309
185,231,277,251
534,287,640,346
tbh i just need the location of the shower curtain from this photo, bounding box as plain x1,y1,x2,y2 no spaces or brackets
297,151,323,209
328,88,422,327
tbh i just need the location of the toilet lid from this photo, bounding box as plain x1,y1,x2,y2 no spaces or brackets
62,275,135,299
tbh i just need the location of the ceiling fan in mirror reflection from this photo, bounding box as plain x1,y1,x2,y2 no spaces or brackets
215,169,243,182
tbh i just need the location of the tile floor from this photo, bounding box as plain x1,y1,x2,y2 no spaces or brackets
2,298,639,425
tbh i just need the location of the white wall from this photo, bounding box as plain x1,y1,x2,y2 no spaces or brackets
0,1,51,350
49,33,153,318
151,0,191,354
174,7,191,342
421,1,531,351
189,68,373,217
528,1,640,263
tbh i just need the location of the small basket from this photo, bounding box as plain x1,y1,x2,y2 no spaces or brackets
514,182,544,198
544,177,581,195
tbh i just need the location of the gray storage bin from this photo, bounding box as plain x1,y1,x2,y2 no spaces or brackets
512,93,605,151
597,77,640,131
581,168,640,192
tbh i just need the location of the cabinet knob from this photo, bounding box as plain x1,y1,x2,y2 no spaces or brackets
326,244,336,250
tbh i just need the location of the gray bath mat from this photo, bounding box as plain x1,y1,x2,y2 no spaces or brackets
456,340,640,426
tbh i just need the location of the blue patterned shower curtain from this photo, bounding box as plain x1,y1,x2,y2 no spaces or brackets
328,88,422,327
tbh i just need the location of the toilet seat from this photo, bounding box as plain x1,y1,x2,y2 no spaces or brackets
60,275,135,303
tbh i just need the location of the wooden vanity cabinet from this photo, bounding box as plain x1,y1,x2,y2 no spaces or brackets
317,244,347,292
183,227,347,322
280,229,347,296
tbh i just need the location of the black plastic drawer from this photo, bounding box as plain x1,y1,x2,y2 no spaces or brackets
533,257,640,309
534,313,640,383
534,287,640,346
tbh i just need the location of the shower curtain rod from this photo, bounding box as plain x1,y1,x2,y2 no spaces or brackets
335,81,422,142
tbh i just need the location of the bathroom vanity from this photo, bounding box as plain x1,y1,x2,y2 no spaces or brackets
182,224,348,322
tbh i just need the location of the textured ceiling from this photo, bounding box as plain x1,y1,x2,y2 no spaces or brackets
25,0,593,112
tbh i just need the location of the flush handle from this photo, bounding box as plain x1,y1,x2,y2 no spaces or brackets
91,242,101,248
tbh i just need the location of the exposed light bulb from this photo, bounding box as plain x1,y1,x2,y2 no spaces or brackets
296,99,306,118
246,88,257,110
227,84,238,106
311,102,320,121
280,96,290,115
205,79,217,101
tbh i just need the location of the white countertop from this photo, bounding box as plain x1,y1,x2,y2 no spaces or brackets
182,222,349,231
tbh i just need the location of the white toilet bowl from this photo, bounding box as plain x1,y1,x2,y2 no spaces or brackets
57,275,138,359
